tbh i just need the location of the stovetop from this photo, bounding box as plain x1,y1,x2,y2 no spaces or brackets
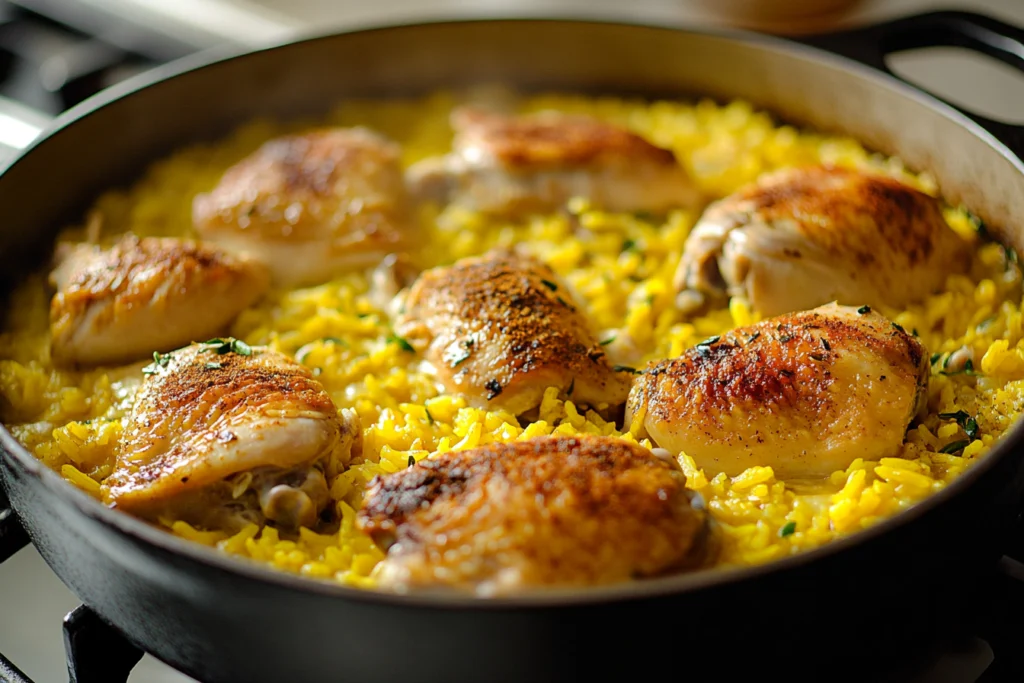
1,0,1024,681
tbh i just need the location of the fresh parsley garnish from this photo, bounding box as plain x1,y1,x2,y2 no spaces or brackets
930,353,942,366
540,279,559,292
779,521,796,538
567,378,575,396
202,338,252,356
387,333,415,352
697,335,720,347
613,365,641,374
778,334,793,343
821,338,831,352
450,350,471,368
424,408,434,425
938,410,979,440
892,322,906,334
142,350,172,375
600,335,617,346
407,455,416,468
939,440,971,455
622,238,637,252
857,305,871,314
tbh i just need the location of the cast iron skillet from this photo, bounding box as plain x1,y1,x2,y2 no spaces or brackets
3,10,1024,683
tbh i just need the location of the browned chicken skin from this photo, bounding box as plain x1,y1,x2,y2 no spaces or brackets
406,106,702,216
104,340,359,531
49,234,270,368
193,127,413,288
394,249,632,415
675,165,970,317
626,303,929,478
358,435,709,595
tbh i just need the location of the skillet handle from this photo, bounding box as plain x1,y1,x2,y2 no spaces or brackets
798,10,1024,160
0,482,30,563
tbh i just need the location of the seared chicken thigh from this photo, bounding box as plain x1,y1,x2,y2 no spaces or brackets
103,340,358,531
49,235,269,368
193,127,413,288
358,435,709,595
394,249,631,415
406,106,701,216
675,165,970,317
626,303,928,478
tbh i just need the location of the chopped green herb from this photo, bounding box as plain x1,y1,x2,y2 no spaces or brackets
407,455,416,468
778,334,793,343
231,340,252,356
976,316,997,332
809,353,825,362
930,353,942,366
540,279,559,291
912,328,920,337
645,294,655,307
450,350,471,368
891,322,906,334
202,338,251,356
613,365,641,374
387,333,415,352
142,350,172,375
857,305,871,314
557,296,573,309
599,335,617,346
965,359,976,375
939,440,971,455
697,335,720,347
205,362,223,370
821,338,831,352
748,332,761,343
967,209,988,238
567,378,575,396
939,410,979,440
779,521,797,538
622,238,638,252
1005,244,1019,267
424,408,434,425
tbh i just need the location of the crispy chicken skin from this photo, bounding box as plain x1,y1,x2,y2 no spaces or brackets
394,249,631,415
674,165,970,317
49,234,269,368
193,127,413,288
625,303,928,479
358,435,709,595
406,106,702,216
103,341,358,531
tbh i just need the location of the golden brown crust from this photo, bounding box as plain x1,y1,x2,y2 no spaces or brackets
192,127,409,251
638,306,924,423
106,343,343,510
358,435,708,592
728,165,943,268
395,249,631,414
451,106,680,169
626,303,929,477
49,235,270,368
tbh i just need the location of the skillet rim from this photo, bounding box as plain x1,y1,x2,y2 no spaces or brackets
2,13,1023,610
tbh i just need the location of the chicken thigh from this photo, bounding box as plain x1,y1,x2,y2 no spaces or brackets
358,435,709,595
674,165,970,317
193,127,413,288
49,234,269,368
394,249,631,415
625,303,928,478
406,106,701,216
103,340,358,531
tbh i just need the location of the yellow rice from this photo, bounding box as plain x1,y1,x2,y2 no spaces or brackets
1,90,1021,589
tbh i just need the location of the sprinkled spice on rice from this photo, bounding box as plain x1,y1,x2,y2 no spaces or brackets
1,91,1020,588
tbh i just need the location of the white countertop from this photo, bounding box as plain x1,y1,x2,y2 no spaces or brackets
2,1,1024,681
